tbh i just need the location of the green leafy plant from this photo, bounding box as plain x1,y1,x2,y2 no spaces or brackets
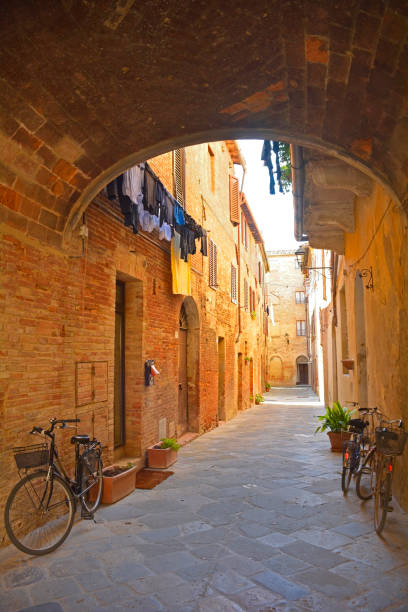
315,402,354,434
255,393,264,404
265,382,271,391
250,311,256,320
160,437,181,451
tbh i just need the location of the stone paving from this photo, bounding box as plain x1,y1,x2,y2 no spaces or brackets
1,387,408,612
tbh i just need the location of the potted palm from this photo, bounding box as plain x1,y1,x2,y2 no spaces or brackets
315,401,354,452
147,438,181,468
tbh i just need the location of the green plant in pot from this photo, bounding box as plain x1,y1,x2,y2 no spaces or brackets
147,437,181,468
315,401,354,452
265,382,271,391
255,393,264,404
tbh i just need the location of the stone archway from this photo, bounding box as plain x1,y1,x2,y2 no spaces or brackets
270,355,284,384
178,296,200,435
0,2,406,252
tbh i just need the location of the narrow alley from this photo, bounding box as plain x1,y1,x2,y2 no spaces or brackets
1,388,408,612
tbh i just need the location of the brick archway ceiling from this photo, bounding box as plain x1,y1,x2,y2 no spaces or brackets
0,2,407,248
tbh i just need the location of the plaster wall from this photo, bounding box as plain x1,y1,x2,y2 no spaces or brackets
331,183,408,508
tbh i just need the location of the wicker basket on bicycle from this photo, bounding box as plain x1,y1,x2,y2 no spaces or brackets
375,428,408,456
12,444,49,472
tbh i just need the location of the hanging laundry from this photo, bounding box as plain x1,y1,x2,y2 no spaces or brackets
171,232,191,295
173,202,185,227
272,141,284,194
122,163,145,205
143,168,157,214
117,174,138,234
261,140,275,195
200,229,208,256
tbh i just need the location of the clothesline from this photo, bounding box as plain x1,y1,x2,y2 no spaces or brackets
103,163,208,260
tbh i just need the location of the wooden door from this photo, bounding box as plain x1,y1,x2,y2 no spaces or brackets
298,363,308,384
178,327,188,434
114,281,125,448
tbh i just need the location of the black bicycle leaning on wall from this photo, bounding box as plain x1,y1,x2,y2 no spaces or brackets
4,418,103,555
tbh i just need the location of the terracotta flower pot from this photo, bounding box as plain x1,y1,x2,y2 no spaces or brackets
147,443,178,469
98,464,137,504
327,431,352,452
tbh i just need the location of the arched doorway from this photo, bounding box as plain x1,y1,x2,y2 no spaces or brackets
296,355,309,385
270,356,283,384
178,297,200,436
355,272,368,406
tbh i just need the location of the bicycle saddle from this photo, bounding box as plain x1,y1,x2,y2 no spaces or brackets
71,434,90,445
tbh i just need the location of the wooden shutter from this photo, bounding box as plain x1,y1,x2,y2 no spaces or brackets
229,176,240,225
173,148,185,208
231,264,237,303
209,239,217,288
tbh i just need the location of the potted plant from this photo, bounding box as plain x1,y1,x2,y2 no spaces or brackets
255,393,264,405
250,311,256,320
147,438,181,469
96,462,137,504
265,382,271,391
315,401,354,452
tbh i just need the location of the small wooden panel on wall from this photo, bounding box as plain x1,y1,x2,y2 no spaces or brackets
76,405,109,448
76,361,108,407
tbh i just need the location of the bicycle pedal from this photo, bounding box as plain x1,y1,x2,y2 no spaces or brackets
81,511,94,520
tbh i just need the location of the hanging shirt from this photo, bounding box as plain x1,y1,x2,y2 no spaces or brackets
144,168,157,214
171,232,191,295
200,229,208,256
173,202,185,226
122,164,144,205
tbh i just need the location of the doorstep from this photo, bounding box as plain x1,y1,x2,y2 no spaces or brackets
178,432,200,446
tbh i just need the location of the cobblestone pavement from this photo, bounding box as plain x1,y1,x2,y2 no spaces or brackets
1,387,408,612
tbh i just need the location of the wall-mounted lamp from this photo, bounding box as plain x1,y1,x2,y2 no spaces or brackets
359,267,374,291
284,332,290,345
295,247,332,278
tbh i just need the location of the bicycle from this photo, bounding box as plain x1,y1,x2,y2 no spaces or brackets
341,403,376,494
4,418,103,555
355,408,384,501
373,419,407,534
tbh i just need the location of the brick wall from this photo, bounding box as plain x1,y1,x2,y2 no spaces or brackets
0,140,268,546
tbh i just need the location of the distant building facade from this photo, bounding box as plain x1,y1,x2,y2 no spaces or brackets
266,250,308,386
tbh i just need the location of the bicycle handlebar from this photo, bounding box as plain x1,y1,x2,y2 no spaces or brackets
30,418,80,436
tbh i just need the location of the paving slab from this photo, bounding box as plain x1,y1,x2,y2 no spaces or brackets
1,386,407,611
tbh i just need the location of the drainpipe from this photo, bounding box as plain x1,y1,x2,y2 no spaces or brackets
290,145,308,242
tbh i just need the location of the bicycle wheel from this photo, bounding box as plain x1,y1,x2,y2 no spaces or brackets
356,449,376,500
341,441,355,493
5,471,75,555
80,448,103,514
374,460,392,535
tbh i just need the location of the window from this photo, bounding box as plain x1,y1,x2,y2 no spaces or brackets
244,278,248,311
208,145,215,193
231,264,237,304
173,148,186,208
296,320,306,336
229,175,240,225
296,291,305,304
209,239,217,288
